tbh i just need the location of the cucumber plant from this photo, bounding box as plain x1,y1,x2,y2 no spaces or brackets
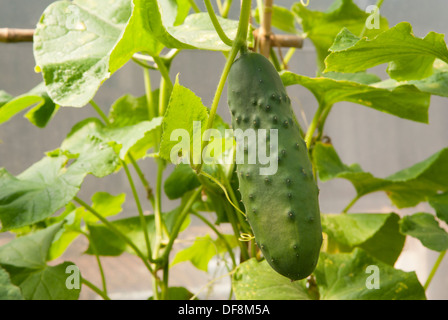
0,0,447,301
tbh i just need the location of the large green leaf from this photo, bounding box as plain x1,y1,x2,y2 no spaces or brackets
6,262,81,300
281,71,430,123
399,213,448,252
33,0,133,107
0,156,86,230
232,258,311,300
322,213,405,265
61,116,162,163
374,60,448,99
159,76,209,164
325,22,448,81
314,142,448,208
315,249,426,300
0,114,162,230
0,221,81,300
292,0,388,72
428,191,448,224
0,267,24,300
0,83,58,128
0,222,63,268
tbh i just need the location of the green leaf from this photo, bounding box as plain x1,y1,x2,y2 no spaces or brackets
164,164,201,200
428,192,448,224
85,192,126,224
399,213,448,252
0,266,24,300
0,156,86,230
48,206,86,260
314,142,448,208
0,83,58,128
33,0,133,107
374,60,448,98
139,0,247,51
170,234,237,272
322,213,405,265
61,116,162,165
167,13,246,51
253,5,297,34
281,71,430,123
0,222,63,268
315,249,426,300
159,75,209,164
0,91,13,107
0,208,80,300
7,262,81,300
292,0,388,71
232,258,311,300
108,92,159,128
325,22,448,80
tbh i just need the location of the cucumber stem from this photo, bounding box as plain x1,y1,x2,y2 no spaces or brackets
195,0,252,174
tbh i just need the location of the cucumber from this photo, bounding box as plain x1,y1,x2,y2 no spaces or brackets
227,52,322,280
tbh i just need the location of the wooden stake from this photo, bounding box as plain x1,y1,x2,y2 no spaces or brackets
258,0,273,58
253,29,303,49
0,28,34,43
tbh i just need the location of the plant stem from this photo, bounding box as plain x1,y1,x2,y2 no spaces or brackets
73,196,155,272
316,104,333,141
81,278,111,300
424,250,446,291
192,210,237,268
304,102,326,148
90,100,110,125
188,0,201,13
121,158,153,260
223,200,250,261
195,0,252,174
79,230,108,295
281,47,296,69
143,68,156,119
153,56,172,89
158,188,202,265
205,0,233,47
152,158,168,260
269,47,282,71
221,0,233,18
342,195,360,214
128,154,155,205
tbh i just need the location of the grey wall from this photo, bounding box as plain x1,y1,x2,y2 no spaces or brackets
1,0,447,299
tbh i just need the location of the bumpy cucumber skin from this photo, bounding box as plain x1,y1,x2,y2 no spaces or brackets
227,52,322,280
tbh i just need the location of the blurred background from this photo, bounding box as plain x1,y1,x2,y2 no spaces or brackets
0,0,447,299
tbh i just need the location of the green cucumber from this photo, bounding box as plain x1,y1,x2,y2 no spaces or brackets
227,52,322,280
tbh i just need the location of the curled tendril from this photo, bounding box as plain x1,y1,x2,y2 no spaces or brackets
239,233,255,242
301,0,310,6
